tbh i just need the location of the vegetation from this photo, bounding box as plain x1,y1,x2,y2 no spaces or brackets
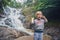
0,0,59,12
0,0,22,13
0,0,60,22
22,0,60,22
24,0,59,11
0,0,22,8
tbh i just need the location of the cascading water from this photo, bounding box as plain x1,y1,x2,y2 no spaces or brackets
0,0,33,35
2,6,25,29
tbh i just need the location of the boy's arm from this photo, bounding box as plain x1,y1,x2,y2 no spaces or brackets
42,16,48,22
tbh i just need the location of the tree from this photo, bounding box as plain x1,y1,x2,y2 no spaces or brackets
0,0,22,13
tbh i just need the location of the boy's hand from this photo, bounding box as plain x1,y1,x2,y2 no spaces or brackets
31,17,34,23
42,16,48,22
42,16,46,19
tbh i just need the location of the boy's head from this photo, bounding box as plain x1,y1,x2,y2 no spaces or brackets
35,11,43,19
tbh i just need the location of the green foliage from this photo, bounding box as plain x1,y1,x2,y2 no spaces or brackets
0,0,11,13
0,0,22,13
22,0,60,22
0,0,21,8
25,0,57,11
22,0,56,15
7,0,21,8
36,0,55,10
0,0,11,6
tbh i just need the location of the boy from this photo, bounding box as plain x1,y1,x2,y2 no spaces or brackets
31,11,48,40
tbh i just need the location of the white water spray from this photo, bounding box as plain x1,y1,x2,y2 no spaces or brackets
16,0,27,4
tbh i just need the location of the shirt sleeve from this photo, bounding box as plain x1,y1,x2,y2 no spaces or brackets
42,19,48,23
44,19,48,23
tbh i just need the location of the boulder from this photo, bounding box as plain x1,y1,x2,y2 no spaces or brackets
0,27,24,40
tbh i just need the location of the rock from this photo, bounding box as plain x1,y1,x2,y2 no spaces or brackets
15,36,33,40
43,34,52,40
0,27,25,40
15,34,52,40
0,27,52,40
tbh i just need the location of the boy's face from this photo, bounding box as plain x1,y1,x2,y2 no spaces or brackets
36,13,43,19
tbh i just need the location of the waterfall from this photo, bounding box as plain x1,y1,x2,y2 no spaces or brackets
0,0,33,35
16,0,27,4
